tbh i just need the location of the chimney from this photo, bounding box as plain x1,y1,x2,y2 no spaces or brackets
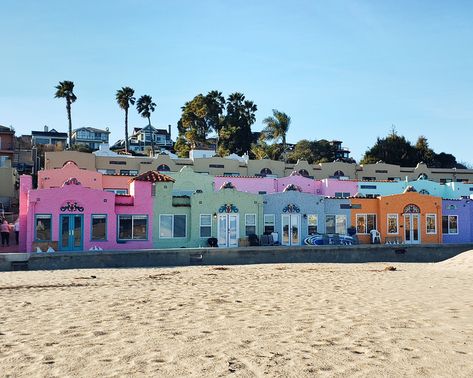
168,124,171,138
44,125,48,132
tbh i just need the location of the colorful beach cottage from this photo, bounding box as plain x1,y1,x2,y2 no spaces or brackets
18,170,171,252
350,190,443,245
152,180,263,248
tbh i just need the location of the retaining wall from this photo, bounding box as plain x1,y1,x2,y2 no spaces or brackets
1,243,472,272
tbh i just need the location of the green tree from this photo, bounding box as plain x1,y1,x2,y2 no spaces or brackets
54,80,77,149
415,136,434,165
261,109,291,151
175,91,225,156
136,95,157,156
219,92,257,156
287,139,315,163
361,129,417,166
116,87,136,153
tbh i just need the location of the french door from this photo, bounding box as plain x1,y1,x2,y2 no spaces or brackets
404,214,420,244
59,214,84,251
217,214,239,247
282,214,301,246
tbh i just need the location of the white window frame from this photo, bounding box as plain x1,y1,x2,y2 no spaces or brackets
387,214,399,235
336,214,347,235
264,214,275,234
199,214,212,238
159,214,187,239
307,214,318,235
245,213,257,236
325,214,347,235
442,215,458,235
426,213,437,235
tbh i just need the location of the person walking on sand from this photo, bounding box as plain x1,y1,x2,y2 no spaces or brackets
1,219,10,247
14,219,20,245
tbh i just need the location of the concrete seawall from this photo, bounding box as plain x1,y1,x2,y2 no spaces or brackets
1,243,472,272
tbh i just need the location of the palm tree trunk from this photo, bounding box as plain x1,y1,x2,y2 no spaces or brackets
148,117,155,156
124,107,129,153
67,99,72,149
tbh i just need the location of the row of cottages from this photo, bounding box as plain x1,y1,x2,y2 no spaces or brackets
18,165,473,252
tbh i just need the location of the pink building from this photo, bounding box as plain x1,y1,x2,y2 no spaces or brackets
38,161,130,193
213,173,358,197
19,170,173,252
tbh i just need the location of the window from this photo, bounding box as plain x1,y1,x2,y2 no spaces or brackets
426,214,437,234
299,169,309,177
360,185,377,189
245,214,256,236
334,192,350,198
307,214,318,235
333,170,344,178
105,188,128,195
260,168,272,175
264,214,275,234
362,177,376,181
98,169,117,175
442,215,458,234
387,214,398,234
200,214,212,238
419,189,430,195
118,215,148,240
356,214,377,234
120,169,138,176
209,164,225,168
109,160,126,165
35,214,52,241
375,170,388,173
159,215,187,238
91,215,107,241
325,215,347,234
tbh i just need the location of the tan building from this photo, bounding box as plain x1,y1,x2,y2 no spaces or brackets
44,150,473,183
0,157,19,211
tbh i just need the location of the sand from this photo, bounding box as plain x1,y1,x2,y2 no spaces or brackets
1,252,473,377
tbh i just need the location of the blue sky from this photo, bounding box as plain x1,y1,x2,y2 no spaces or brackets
1,1,472,164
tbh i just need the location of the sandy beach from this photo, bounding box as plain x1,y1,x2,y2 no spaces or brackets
1,252,473,377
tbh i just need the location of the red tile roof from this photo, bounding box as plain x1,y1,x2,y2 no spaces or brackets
132,170,175,183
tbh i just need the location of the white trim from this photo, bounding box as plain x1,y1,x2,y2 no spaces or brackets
426,213,437,234
442,214,459,235
199,214,212,238
307,213,318,235
245,213,257,236
387,213,399,235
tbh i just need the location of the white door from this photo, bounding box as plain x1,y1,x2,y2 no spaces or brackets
217,214,239,247
404,214,420,244
281,214,301,246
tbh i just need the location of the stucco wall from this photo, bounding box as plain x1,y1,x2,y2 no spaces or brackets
442,199,473,243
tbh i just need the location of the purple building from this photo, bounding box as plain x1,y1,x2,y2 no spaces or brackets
441,199,473,243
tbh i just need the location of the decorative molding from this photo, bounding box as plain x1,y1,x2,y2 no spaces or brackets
62,177,81,186
403,204,420,214
283,203,300,213
218,203,239,213
60,201,84,212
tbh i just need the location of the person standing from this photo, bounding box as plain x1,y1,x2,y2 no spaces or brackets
14,219,20,245
1,219,10,247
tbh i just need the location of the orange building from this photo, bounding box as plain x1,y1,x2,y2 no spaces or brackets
351,191,442,244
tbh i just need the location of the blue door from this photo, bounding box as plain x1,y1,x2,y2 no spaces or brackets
59,214,84,251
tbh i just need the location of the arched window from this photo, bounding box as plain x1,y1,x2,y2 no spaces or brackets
403,204,420,213
418,173,428,180
298,169,309,177
333,170,344,178
260,168,272,176
157,164,170,172
419,189,430,195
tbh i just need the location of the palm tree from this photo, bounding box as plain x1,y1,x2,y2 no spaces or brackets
261,109,291,151
116,87,136,153
136,95,157,156
54,81,77,148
